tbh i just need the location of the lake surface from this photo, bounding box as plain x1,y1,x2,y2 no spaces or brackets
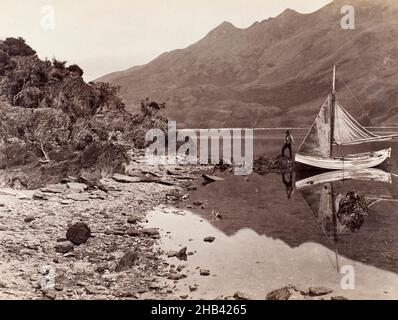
147,129,398,299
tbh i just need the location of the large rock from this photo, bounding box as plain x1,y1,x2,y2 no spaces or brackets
233,291,251,300
176,247,187,261
266,286,294,300
127,216,138,224
115,250,139,272
66,182,88,193
199,269,210,276
167,251,177,258
204,236,215,243
141,228,160,237
55,242,74,254
78,172,102,189
24,216,36,223
167,273,186,281
41,184,67,194
113,174,142,183
66,222,91,245
126,228,140,237
65,193,90,202
308,287,333,297
33,191,49,201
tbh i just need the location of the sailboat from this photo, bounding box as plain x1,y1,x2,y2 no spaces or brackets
295,66,398,170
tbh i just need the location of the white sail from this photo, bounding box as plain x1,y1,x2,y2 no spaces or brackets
333,103,396,145
298,98,398,158
297,97,332,158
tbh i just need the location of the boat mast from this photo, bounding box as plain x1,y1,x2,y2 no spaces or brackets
330,65,336,158
330,185,340,273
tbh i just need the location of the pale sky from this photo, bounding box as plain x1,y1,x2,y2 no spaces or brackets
0,0,332,81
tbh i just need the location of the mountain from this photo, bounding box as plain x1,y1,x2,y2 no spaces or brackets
98,0,398,128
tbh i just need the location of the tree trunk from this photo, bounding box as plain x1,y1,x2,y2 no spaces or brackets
39,145,50,161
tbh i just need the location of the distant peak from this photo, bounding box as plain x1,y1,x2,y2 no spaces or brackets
215,21,236,31
207,21,237,37
279,8,300,17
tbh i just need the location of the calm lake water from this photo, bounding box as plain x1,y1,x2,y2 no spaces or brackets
147,129,398,300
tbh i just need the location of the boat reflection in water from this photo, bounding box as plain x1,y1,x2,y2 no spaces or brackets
154,162,398,277
147,165,398,298
294,168,395,271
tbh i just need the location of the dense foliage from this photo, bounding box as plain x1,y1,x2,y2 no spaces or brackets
0,38,168,188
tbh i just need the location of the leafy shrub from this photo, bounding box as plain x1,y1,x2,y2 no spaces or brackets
68,64,84,77
52,58,67,69
0,37,36,56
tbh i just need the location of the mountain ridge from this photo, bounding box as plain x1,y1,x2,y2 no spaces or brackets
98,0,398,128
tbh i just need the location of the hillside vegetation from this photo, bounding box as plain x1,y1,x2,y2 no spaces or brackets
0,37,167,188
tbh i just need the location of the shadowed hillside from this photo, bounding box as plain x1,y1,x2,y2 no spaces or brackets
0,38,167,188
98,0,398,128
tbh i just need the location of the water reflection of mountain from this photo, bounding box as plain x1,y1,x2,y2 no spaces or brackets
186,169,398,274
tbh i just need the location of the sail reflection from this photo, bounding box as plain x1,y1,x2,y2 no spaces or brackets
181,165,398,274
295,169,394,270
296,168,393,233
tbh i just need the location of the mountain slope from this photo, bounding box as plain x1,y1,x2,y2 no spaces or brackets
98,0,398,128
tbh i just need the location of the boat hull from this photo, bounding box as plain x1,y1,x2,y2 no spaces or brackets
295,148,391,170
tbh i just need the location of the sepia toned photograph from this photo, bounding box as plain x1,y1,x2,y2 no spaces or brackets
0,0,398,306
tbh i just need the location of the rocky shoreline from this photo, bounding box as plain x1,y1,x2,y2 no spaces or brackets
0,154,210,300
0,154,349,300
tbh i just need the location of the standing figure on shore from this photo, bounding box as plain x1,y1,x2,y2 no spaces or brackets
282,130,294,159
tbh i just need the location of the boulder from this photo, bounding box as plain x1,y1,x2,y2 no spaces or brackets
115,251,139,272
308,287,333,297
66,182,88,193
24,216,36,223
113,174,142,183
78,172,102,189
55,242,74,254
266,286,294,300
167,273,186,280
126,228,140,237
33,191,49,200
141,228,160,237
66,222,91,245
96,263,110,273
176,247,187,261
167,251,177,258
127,216,138,224
65,193,90,202
233,291,251,300
204,236,215,243
199,269,210,276
41,184,67,194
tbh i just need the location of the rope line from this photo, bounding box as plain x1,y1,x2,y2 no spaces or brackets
340,78,374,126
